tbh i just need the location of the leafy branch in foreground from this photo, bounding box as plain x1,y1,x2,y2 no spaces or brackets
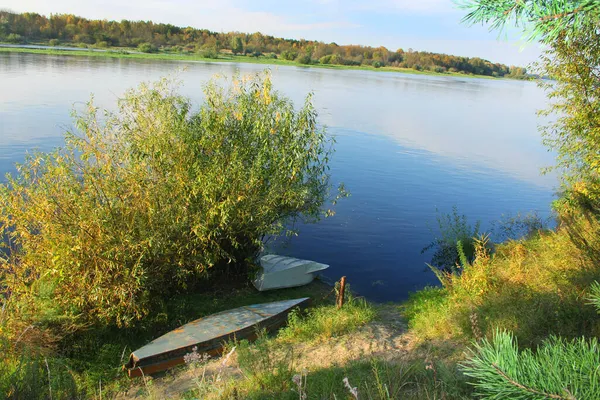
463,330,600,399
457,0,600,42
538,21,600,197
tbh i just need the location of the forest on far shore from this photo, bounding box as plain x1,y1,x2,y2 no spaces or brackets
0,10,530,78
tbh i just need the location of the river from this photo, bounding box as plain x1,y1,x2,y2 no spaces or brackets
0,52,556,301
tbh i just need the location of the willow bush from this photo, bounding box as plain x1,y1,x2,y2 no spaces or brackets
0,72,335,330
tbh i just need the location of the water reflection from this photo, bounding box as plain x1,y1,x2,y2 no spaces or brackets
0,53,556,300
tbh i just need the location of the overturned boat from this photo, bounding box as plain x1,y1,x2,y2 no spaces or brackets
124,297,310,377
253,255,329,291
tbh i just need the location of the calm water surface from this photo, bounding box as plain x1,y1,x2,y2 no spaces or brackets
0,53,556,301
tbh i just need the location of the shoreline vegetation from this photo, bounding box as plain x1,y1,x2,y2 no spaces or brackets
2,1,600,399
0,45,501,80
0,10,533,80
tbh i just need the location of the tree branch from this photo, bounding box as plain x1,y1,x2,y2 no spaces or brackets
491,363,577,400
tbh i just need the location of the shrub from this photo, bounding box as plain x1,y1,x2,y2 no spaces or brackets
200,47,219,58
319,55,332,64
280,50,297,61
0,73,335,330
48,39,60,46
137,42,157,53
463,330,600,399
330,54,343,64
5,33,23,43
295,53,312,65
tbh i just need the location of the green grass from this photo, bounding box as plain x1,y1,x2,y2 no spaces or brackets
403,224,600,348
278,295,376,343
0,45,496,79
1,280,332,399
201,352,472,400
174,292,383,399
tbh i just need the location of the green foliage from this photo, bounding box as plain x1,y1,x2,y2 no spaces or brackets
588,281,600,313
200,46,219,58
507,66,530,79
295,53,312,65
538,22,600,202
230,36,243,55
406,227,600,346
278,293,376,343
319,54,332,64
0,352,80,400
5,33,23,43
48,38,60,46
137,42,157,53
236,331,296,393
422,206,482,274
463,330,600,399
280,50,297,61
402,287,449,331
219,292,378,398
225,356,472,400
458,0,600,43
0,10,519,76
1,282,330,399
0,72,334,330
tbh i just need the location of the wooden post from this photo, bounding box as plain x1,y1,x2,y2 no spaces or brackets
337,276,346,309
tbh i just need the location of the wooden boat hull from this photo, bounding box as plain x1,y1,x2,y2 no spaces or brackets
124,297,310,377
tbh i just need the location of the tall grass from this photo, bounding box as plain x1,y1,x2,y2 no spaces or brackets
0,282,332,399
406,224,600,347
218,351,471,400
278,293,376,343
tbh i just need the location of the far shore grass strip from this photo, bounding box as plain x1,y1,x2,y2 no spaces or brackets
0,45,496,79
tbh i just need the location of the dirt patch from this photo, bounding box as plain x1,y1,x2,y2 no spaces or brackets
119,304,415,399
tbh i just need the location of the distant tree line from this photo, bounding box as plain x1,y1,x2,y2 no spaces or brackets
0,11,529,77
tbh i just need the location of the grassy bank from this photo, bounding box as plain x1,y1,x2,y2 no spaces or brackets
403,225,600,348
6,218,599,399
0,46,496,79
1,280,336,399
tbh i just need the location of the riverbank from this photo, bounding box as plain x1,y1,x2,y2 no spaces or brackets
4,218,600,399
0,45,497,80
126,218,600,399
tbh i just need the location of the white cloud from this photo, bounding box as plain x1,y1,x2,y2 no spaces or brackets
378,0,454,13
310,0,454,14
3,0,357,34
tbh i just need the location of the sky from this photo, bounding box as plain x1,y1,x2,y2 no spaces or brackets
2,0,542,66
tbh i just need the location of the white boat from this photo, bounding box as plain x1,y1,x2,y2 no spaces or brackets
253,255,329,291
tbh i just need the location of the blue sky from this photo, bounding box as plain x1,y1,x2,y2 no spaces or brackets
4,0,541,65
